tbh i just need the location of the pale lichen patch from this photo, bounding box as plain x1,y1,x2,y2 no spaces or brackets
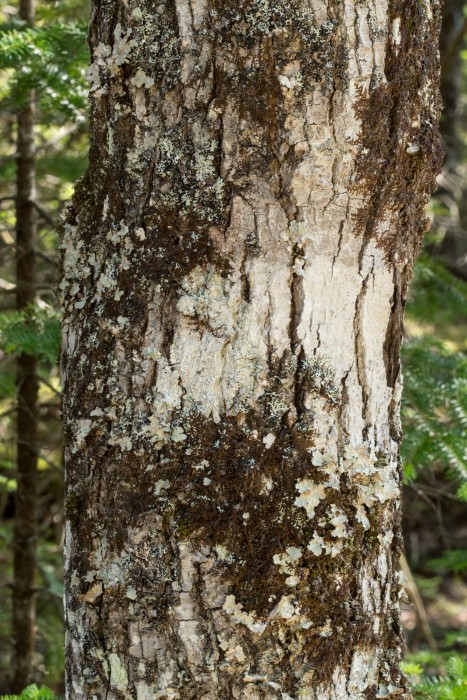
72,419,92,451
263,432,276,449
108,652,129,693
154,479,171,496
268,595,296,620
294,479,327,519
131,69,155,89
308,533,325,556
222,595,266,635
81,581,103,604
171,426,187,443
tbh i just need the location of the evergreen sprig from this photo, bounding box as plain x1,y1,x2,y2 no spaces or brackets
0,306,60,364
0,20,88,118
407,252,467,326
0,684,57,700
402,253,467,502
402,336,467,493
411,656,467,699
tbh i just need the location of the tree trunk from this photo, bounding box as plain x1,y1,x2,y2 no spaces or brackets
11,0,38,691
439,0,465,152
61,1,441,698
436,0,467,278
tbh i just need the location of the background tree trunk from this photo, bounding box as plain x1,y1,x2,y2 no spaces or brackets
435,0,467,278
61,1,441,698
12,0,39,691
439,0,466,153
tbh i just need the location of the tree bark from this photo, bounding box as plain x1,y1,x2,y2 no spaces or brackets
436,0,467,278
12,0,38,691
61,1,441,698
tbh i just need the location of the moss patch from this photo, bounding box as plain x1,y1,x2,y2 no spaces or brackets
354,0,443,264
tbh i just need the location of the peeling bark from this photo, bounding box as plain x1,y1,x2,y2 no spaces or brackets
61,1,441,698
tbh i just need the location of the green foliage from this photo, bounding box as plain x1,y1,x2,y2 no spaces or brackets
402,253,467,613
426,549,467,574
0,0,87,688
0,368,15,401
0,473,16,493
0,20,88,119
406,253,467,329
403,661,425,677
401,337,467,485
403,655,467,700
443,630,467,648
456,482,467,501
402,254,467,502
0,306,60,365
0,684,57,700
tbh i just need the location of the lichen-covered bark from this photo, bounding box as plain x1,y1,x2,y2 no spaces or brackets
61,1,441,698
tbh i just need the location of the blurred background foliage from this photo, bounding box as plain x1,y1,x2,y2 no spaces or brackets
0,0,465,697
0,0,88,692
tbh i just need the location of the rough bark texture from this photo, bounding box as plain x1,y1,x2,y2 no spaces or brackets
61,1,441,698
11,0,38,691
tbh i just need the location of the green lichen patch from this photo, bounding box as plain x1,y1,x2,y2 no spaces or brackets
354,0,443,264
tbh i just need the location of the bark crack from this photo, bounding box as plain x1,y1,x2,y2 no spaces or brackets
353,270,372,440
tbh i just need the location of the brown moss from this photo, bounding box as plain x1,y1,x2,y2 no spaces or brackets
63,348,403,687
354,0,443,265
127,411,397,686
65,491,82,529
210,0,340,90
159,414,314,612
